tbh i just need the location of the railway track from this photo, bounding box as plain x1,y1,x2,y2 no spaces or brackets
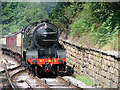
11,69,46,89
11,70,81,89
0,53,81,89
39,76,81,89
3,63,81,89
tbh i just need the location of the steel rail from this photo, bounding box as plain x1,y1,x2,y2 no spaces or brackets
4,62,16,90
8,78,16,90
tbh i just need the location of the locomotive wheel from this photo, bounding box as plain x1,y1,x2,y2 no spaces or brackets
10,52,12,56
4,51,7,55
34,66,38,76
17,55,21,63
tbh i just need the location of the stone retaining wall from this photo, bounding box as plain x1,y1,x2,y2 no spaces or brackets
59,38,120,88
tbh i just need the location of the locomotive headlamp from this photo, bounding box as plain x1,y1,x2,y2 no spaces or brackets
58,59,63,64
32,60,37,64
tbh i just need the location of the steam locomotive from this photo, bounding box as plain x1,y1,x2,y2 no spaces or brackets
1,19,67,75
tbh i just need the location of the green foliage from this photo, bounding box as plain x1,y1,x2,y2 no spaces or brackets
50,2,82,33
76,75,94,85
70,18,90,36
69,2,120,50
97,64,100,68
90,11,120,47
2,2,56,35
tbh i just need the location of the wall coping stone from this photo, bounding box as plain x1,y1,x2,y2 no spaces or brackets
59,37,120,60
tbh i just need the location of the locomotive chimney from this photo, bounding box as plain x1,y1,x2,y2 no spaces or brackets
38,19,49,23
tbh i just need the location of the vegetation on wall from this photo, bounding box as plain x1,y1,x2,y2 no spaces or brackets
49,2,120,50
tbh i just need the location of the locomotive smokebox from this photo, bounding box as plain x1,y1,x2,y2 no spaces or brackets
33,22,58,48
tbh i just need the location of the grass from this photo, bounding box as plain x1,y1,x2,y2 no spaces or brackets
75,75,94,86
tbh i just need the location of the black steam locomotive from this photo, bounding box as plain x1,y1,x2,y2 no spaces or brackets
24,19,66,75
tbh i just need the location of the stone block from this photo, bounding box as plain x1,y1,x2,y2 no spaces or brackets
79,51,82,56
86,68,90,75
96,58,102,63
85,50,88,54
79,60,82,65
111,57,115,62
88,64,94,70
110,81,118,88
94,72,99,80
110,67,114,74
85,62,89,67
102,55,106,59
88,69,93,76
76,54,79,59
114,62,119,70
109,73,113,81
94,52,97,56
88,54,91,59
100,70,107,78
94,67,99,74
70,56,74,60
103,59,107,65
89,51,93,55
89,59,94,65
71,48,75,53
105,71,111,80
91,55,95,60
75,49,79,54
106,56,110,60
97,75,105,83
110,61,115,68
113,75,119,83
109,56,113,62
68,46,72,51
72,52,75,57
103,77,111,86
79,55,83,59
106,60,111,66
114,68,119,77
79,65,82,71
103,65,109,72
94,79,101,86
102,84,110,88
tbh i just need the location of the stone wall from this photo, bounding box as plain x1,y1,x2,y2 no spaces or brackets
59,37,120,88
